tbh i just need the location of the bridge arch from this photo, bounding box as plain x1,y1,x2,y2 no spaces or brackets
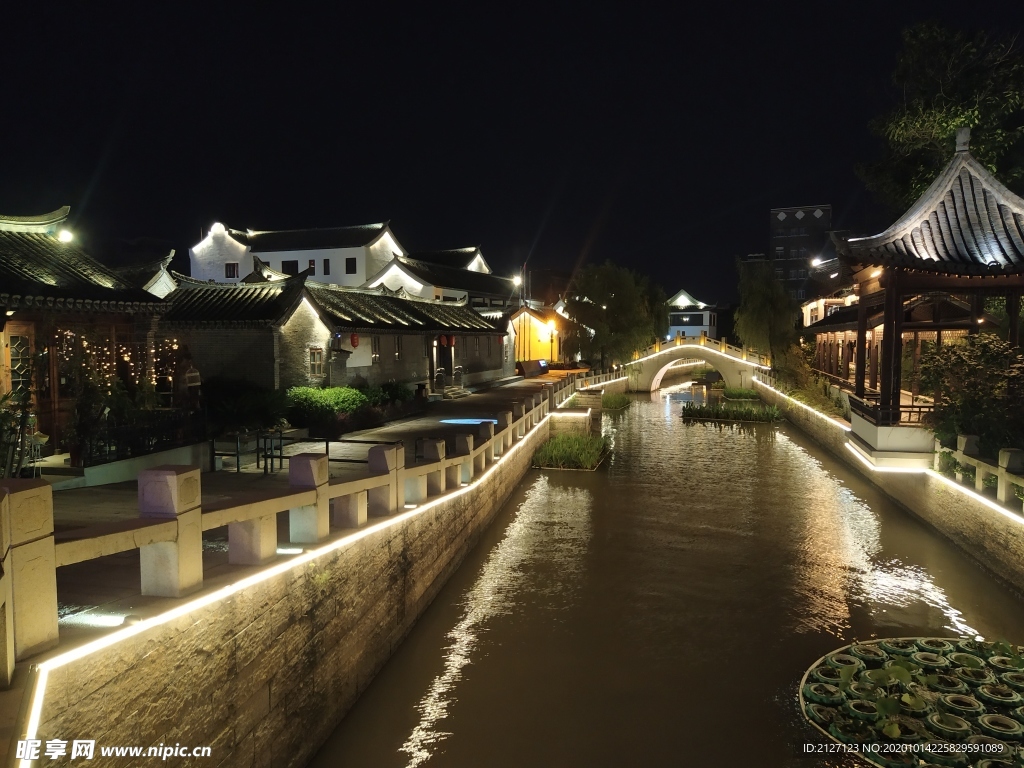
621,339,769,392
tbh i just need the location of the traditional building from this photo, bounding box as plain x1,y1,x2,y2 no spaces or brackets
0,207,166,450
161,271,512,391
362,247,520,311
666,288,719,339
189,222,406,287
509,306,567,364
810,128,1024,464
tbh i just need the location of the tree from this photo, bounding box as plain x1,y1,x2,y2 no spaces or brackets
858,22,1024,211
920,334,1024,455
562,262,666,368
733,259,798,361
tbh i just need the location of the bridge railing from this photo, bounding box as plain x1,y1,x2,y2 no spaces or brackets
629,334,770,368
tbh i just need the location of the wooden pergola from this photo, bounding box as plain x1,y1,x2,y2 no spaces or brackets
831,128,1024,424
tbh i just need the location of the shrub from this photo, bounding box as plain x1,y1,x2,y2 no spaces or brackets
681,402,781,423
602,392,631,409
286,387,369,430
533,434,608,469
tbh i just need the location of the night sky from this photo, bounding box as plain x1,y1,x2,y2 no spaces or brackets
2,3,1022,303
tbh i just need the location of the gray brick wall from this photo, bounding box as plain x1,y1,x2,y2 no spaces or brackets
278,300,333,390
174,328,277,389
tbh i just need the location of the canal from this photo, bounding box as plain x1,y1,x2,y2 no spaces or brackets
309,386,1024,767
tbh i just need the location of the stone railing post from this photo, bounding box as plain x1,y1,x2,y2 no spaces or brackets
477,422,495,464
998,449,1024,505
512,402,525,438
367,444,399,517
422,439,446,497
497,411,512,452
455,434,474,484
138,465,203,598
288,454,330,544
0,479,59,666
957,434,980,456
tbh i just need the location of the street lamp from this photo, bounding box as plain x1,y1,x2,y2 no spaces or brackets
547,319,556,362
512,275,522,286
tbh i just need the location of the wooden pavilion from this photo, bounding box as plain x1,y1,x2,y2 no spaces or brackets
820,127,1024,427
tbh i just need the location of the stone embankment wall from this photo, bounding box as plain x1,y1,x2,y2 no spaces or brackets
35,420,551,768
758,384,1024,594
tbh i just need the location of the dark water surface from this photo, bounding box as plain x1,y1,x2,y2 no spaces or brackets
309,387,1024,767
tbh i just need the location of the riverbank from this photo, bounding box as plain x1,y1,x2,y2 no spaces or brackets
755,378,1024,595
0,375,598,768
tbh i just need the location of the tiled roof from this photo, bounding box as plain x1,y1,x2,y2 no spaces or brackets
162,275,503,334
163,275,306,326
396,257,517,298
228,223,388,252
406,247,482,270
0,230,164,311
307,283,503,334
836,142,1024,275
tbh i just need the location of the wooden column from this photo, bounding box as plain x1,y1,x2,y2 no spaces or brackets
879,270,903,419
911,332,921,399
830,338,839,375
855,300,868,397
841,336,851,380
1008,292,1021,348
869,340,878,391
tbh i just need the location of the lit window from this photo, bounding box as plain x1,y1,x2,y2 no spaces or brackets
371,336,380,363
323,259,330,275
225,263,239,279
394,335,402,361
346,257,357,275
309,348,324,377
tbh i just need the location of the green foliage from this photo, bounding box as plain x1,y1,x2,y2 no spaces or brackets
203,377,289,436
354,380,415,407
723,387,759,400
858,21,1024,211
601,392,631,410
920,334,1024,455
681,402,781,423
562,262,667,367
734,259,797,360
286,387,370,429
532,434,609,470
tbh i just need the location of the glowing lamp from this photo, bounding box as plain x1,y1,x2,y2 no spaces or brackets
58,229,73,243
811,257,822,266
870,269,882,278
512,275,522,286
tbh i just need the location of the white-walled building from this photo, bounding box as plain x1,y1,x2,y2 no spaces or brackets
362,247,520,310
189,222,405,287
667,288,718,339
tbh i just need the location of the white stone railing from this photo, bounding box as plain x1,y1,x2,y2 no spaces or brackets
0,376,583,684
634,333,771,368
943,435,1024,512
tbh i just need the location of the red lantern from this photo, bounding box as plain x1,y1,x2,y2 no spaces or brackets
350,333,359,348
439,335,448,347
449,335,456,347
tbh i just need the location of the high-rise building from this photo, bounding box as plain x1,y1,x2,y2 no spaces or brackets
768,205,832,301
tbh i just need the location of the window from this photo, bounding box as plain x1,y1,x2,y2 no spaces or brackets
474,337,480,357
774,246,784,258
394,335,402,361
797,289,806,300
225,263,239,279
9,335,31,393
309,259,316,274
774,268,784,279
487,336,492,357
345,257,357,275
371,336,380,363
309,348,324,377
504,340,509,362
323,258,331,276
281,260,299,276
423,336,430,358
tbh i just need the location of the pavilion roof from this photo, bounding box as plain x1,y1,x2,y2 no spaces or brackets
805,294,999,334
228,222,390,252
835,131,1024,276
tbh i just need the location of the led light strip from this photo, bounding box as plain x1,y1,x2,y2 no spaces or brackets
752,376,852,432
17,414,554,766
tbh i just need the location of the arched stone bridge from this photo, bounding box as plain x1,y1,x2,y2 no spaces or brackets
621,336,770,391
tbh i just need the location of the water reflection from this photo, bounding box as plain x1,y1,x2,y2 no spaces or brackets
399,477,593,767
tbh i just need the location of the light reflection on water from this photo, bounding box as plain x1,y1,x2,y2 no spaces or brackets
313,394,1024,768
399,478,593,767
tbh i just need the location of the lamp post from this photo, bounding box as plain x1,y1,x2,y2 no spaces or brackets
547,320,556,363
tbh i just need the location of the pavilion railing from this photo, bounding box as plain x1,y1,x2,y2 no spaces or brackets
848,396,934,426
81,409,205,468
